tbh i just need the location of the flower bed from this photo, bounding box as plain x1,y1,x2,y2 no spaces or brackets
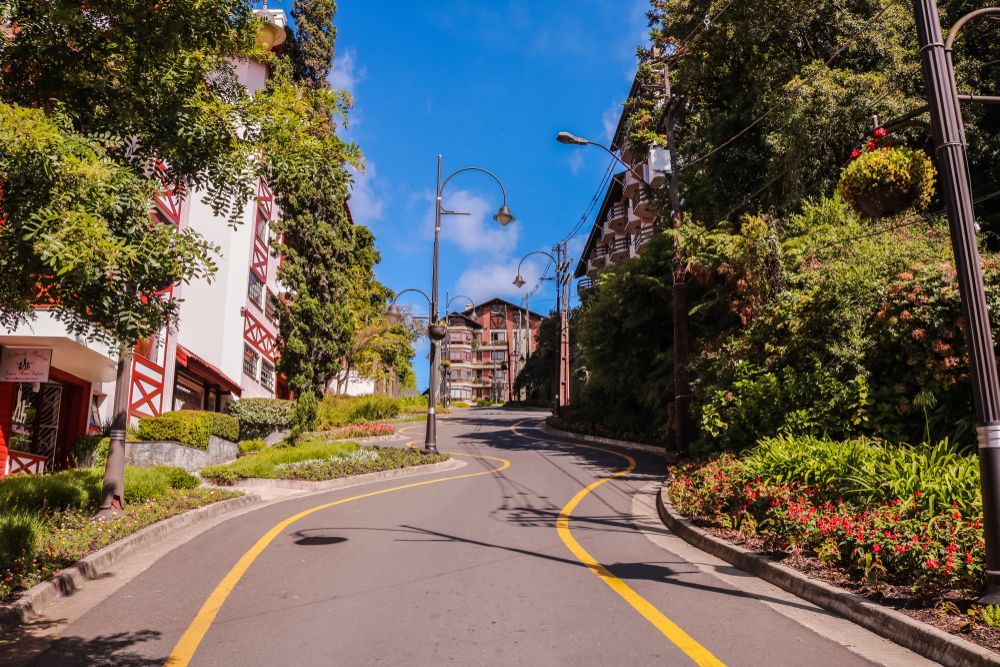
666,436,1000,649
313,422,395,440
0,467,240,603
201,438,447,484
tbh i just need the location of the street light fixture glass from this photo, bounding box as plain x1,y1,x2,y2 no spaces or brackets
384,303,403,325
493,204,516,226
556,131,589,145
513,275,526,289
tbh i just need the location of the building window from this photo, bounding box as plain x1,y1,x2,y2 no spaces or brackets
248,271,264,308
491,350,505,363
243,344,259,379
491,331,507,344
260,360,275,390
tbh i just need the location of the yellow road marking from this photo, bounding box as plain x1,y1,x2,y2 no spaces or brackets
511,423,725,667
166,437,510,666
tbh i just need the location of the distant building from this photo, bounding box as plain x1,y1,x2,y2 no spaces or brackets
574,76,663,290
442,298,543,403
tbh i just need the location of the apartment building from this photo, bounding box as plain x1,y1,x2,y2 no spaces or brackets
0,8,295,477
442,298,543,403
574,77,667,289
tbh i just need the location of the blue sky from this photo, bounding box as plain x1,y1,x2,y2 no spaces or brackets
270,1,649,389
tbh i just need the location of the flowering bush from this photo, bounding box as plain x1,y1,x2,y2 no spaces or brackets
321,422,395,440
668,446,985,598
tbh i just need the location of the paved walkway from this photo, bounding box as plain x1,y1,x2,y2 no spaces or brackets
8,410,931,666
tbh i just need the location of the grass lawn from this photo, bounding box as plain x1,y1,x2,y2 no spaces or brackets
200,438,448,484
0,466,241,603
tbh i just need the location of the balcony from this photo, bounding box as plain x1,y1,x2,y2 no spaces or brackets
607,201,628,233
589,244,608,269
634,189,656,220
623,168,642,198
600,222,615,244
634,227,655,255
577,277,594,296
610,236,631,261
625,202,643,234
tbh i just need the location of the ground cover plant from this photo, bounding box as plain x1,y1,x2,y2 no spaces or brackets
0,467,239,603
200,437,446,484
665,435,999,645
312,423,395,440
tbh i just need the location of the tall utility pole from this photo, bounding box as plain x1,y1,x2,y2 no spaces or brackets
663,64,692,455
912,0,1000,600
558,240,571,411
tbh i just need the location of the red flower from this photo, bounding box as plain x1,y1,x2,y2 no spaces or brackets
873,544,882,554
850,149,861,159
867,141,877,150
874,127,887,137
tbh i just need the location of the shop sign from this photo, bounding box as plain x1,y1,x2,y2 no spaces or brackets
0,347,52,383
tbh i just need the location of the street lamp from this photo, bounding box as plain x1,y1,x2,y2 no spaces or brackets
383,287,441,454
428,156,515,452
513,246,570,414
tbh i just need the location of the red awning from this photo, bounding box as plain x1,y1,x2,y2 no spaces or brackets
176,345,242,395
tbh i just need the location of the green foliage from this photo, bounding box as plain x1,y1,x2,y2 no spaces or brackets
0,470,99,513
969,605,1000,629
290,391,319,441
0,512,44,566
134,411,239,449
289,0,339,87
238,439,267,456
73,435,104,467
743,435,981,515
201,439,358,483
837,147,936,217
315,394,407,429
226,398,295,439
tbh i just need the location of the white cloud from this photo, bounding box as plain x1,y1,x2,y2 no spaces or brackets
567,151,585,175
603,100,622,143
328,47,365,94
429,189,521,257
454,258,546,305
348,162,385,226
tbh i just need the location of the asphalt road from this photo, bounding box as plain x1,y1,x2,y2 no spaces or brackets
22,410,927,666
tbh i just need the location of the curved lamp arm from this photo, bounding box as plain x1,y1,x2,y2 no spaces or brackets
515,250,558,282
390,287,432,308
556,133,648,185
946,8,1000,51
446,294,476,311
440,166,510,205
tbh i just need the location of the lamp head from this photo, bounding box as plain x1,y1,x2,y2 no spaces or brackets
513,274,526,289
493,204,515,226
556,131,589,145
384,303,403,325
500,361,509,371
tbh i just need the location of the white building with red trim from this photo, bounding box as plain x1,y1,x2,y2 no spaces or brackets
0,8,289,477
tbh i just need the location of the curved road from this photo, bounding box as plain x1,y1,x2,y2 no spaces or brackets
20,410,927,666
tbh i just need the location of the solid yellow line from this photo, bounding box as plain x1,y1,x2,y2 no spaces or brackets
511,424,725,667
166,440,510,667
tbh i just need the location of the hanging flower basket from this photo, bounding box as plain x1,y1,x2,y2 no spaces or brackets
427,323,448,341
837,145,936,218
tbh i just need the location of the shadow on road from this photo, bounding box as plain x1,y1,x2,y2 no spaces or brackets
292,529,349,546
28,629,164,667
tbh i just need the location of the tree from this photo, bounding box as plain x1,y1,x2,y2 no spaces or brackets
0,0,259,345
288,0,338,87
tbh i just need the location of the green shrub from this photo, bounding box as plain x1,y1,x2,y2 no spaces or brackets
0,512,44,564
239,439,267,455
348,394,400,422
226,398,294,439
316,394,406,429
92,437,111,468
452,401,470,408
0,470,100,513
134,410,239,449
73,434,104,467
122,466,198,502
289,391,319,442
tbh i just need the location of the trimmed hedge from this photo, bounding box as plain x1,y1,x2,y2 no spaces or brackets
226,398,294,439
134,410,239,449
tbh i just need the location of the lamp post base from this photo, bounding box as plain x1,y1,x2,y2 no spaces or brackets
423,443,440,455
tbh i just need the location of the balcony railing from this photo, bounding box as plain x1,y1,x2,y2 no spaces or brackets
578,277,594,295
610,236,631,260
634,189,656,219
608,201,629,232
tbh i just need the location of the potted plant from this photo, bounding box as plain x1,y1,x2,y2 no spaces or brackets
427,321,448,341
837,135,935,218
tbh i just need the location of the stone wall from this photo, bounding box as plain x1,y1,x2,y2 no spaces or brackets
124,435,239,472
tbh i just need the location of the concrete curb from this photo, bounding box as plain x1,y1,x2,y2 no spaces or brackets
217,457,465,492
0,494,262,635
542,423,668,458
655,485,1000,667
